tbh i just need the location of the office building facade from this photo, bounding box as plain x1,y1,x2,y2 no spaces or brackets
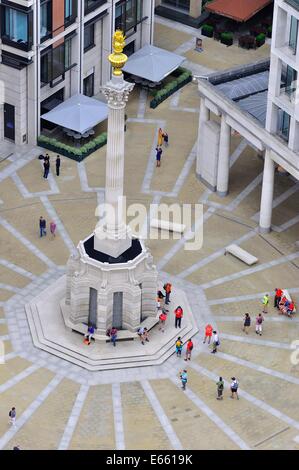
0,0,155,145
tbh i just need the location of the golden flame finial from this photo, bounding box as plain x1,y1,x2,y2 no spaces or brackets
108,30,128,76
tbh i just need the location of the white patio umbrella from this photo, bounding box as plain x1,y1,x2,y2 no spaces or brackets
122,44,185,83
41,94,108,134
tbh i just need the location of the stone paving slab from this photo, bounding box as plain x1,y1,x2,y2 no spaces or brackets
68,384,115,450
121,381,171,450
150,378,238,450
5,377,79,450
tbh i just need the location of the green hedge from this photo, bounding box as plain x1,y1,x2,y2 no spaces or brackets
37,132,107,162
150,68,192,109
220,32,233,46
201,24,214,37
256,33,266,47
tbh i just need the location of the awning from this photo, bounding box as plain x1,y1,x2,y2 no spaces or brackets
206,0,273,22
41,94,108,133
122,45,185,82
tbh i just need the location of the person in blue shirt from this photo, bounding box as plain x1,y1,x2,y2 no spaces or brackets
180,370,188,390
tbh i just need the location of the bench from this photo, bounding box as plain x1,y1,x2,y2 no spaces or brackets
225,244,258,266
150,218,186,234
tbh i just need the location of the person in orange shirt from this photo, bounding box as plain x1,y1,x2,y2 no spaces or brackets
203,324,213,344
163,282,172,305
184,338,193,361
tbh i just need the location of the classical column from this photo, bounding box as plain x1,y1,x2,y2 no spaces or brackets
216,115,231,197
259,149,275,233
94,31,134,258
196,99,210,177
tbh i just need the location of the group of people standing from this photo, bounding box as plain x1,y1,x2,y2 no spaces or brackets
155,127,169,167
42,154,61,179
39,216,56,238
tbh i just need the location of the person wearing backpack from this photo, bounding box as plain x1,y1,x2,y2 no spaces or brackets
255,313,264,336
216,377,224,400
242,313,251,334
175,337,183,357
184,338,193,361
230,377,239,400
9,407,16,426
180,370,188,390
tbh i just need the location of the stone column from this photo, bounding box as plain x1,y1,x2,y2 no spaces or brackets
216,115,231,197
196,99,210,177
259,149,275,233
94,74,134,258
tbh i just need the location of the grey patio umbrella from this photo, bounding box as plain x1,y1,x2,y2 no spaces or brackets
122,44,185,82
41,93,108,134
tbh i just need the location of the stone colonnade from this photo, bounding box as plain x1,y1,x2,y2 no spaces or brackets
196,98,275,233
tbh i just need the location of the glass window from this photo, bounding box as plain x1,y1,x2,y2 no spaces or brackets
40,0,52,41
162,0,190,11
289,16,298,53
84,24,95,51
65,0,77,25
115,0,143,33
83,73,94,97
281,111,290,141
40,38,73,85
2,6,32,49
84,0,106,15
285,65,297,96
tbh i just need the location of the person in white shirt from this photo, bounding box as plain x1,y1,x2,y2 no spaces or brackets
230,377,239,400
211,331,220,354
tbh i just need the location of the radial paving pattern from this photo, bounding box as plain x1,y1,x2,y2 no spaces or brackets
0,19,299,450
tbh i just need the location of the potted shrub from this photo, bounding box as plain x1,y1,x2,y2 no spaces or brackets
201,24,214,38
220,32,233,46
256,33,266,47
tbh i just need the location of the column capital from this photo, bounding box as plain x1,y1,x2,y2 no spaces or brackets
101,78,134,109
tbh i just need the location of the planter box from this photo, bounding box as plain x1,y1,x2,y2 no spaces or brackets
221,37,233,46
202,28,213,38
256,39,265,47
37,137,107,162
149,71,192,109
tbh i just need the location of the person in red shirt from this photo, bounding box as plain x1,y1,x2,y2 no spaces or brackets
159,311,167,332
274,288,283,308
184,338,193,361
174,306,183,328
203,324,213,344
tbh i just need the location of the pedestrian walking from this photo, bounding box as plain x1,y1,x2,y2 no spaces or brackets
255,313,264,336
8,407,16,426
56,155,61,176
84,324,95,345
211,330,220,354
159,311,167,332
242,313,251,334
174,306,183,328
262,293,269,313
43,157,50,179
163,131,169,147
175,337,183,357
50,221,57,238
39,216,47,237
110,326,118,346
156,146,162,167
180,369,188,390
163,282,172,305
158,127,164,146
184,338,193,361
216,377,224,400
230,377,239,399
203,323,213,344
274,288,283,308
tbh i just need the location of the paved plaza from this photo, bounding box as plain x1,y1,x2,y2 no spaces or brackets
0,17,299,450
